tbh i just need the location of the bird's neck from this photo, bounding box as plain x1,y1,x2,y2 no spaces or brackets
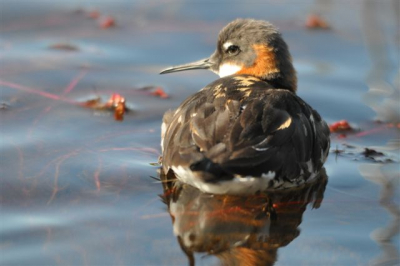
264,71,297,93
237,44,297,92
262,53,297,92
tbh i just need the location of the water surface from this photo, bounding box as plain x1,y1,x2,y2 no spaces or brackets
1,1,399,265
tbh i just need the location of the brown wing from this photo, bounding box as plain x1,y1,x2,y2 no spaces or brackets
162,75,330,183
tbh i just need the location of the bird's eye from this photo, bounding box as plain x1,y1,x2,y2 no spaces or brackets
226,45,240,55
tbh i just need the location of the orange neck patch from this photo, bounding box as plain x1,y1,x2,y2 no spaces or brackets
237,44,279,78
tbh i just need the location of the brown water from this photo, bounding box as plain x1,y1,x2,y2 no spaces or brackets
1,0,399,265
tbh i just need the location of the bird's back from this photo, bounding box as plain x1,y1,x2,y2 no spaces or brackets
161,75,330,193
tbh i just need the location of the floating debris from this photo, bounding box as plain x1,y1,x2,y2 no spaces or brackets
0,102,10,110
329,120,353,133
331,143,397,164
150,87,169,99
87,10,100,19
342,143,356,149
81,93,128,121
332,145,345,155
137,85,169,98
362,148,384,158
305,14,331,29
387,123,400,129
107,93,126,121
100,16,116,29
73,8,85,14
48,43,79,51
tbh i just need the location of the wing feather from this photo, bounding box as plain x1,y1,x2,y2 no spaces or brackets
162,75,330,182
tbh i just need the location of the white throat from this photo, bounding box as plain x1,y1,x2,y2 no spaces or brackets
219,63,242,77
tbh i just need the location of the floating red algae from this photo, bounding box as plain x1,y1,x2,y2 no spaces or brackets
107,93,126,121
151,87,169,99
81,93,127,121
88,10,100,19
106,93,125,107
113,101,125,121
305,14,330,29
387,123,400,129
100,16,116,28
329,120,353,133
81,97,102,109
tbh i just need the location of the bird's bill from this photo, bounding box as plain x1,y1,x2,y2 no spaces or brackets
160,58,214,74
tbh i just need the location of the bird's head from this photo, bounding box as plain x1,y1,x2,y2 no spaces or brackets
161,19,297,92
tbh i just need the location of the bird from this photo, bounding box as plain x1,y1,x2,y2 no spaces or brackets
159,19,330,194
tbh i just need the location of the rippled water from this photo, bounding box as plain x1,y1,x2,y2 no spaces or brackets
1,1,399,265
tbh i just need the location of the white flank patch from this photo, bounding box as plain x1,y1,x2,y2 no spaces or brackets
161,122,166,150
171,165,322,194
172,166,276,194
219,63,242,78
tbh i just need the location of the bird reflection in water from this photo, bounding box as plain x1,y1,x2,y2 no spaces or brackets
159,169,328,266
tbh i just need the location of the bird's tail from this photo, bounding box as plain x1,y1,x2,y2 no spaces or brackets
190,158,233,183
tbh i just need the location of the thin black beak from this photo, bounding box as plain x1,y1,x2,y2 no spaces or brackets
160,57,214,75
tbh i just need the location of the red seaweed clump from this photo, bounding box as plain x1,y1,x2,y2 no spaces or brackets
329,120,353,133
151,87,169,99
305,14,331,29
81,93,127,121
88,10,100,19
100,16,116,29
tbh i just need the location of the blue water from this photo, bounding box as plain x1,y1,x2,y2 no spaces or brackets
1,0,399,265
